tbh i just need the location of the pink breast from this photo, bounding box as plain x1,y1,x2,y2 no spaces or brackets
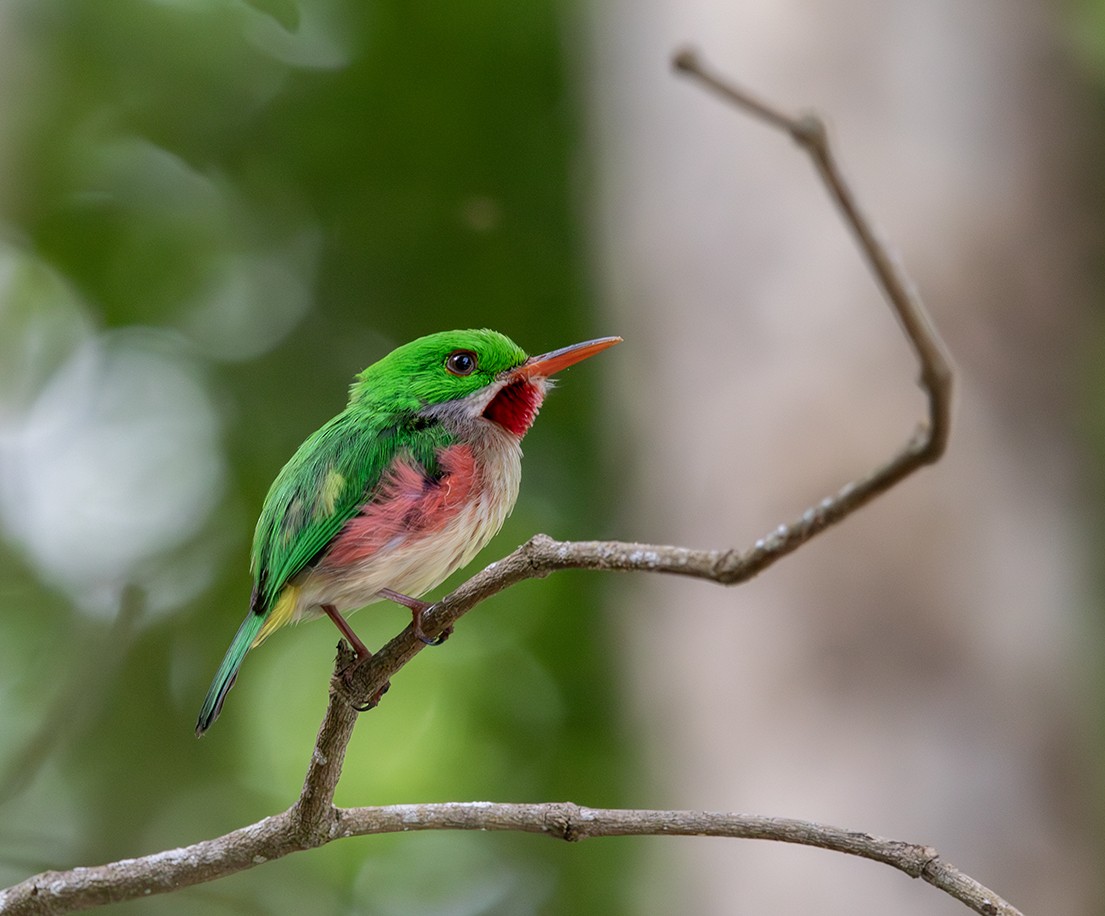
323,445,478,568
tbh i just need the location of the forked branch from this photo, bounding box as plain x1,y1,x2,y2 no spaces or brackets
0,49,997,916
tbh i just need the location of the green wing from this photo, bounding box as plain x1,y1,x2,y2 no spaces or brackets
249,409,452,615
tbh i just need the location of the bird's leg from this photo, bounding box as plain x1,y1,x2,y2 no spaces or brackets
377,587,452,646
324,604,389,711
321,603,371,658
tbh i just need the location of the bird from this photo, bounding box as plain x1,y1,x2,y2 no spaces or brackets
195,328,621,735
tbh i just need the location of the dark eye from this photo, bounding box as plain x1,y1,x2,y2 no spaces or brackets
445,349,477,376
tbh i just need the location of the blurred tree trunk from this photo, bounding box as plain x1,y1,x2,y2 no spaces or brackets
585,1,1102,913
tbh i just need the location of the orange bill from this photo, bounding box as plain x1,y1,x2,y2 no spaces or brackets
511,336,622,380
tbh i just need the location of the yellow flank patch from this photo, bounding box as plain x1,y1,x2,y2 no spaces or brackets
319,468,346,517
253,584,301,647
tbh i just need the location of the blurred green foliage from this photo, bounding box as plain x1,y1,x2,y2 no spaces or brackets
0,1,635,912
1068,0,1105,85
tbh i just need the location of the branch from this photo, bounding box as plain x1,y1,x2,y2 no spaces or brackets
0,804,1020,916
0,49,982,916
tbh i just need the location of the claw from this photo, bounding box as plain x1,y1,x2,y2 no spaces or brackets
338,654,389,712
351,680,390,712
417,624,454,647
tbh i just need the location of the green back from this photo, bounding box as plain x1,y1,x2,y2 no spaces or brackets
250,329,528,614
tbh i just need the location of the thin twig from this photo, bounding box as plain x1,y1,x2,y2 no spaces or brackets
0,48,982,916
672,47,954,456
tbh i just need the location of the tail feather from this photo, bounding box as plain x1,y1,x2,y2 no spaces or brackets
196,613,266,736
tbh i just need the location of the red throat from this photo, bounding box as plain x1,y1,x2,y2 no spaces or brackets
483,380,543,437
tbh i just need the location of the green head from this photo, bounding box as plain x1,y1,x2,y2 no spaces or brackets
349,329,527,412
347,328,621,437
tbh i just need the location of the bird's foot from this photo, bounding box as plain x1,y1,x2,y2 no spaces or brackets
377,588,453,646
415,618,453,646
349,679,390,712
337,647,390,712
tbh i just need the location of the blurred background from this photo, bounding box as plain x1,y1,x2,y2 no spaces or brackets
0,1,1103,914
